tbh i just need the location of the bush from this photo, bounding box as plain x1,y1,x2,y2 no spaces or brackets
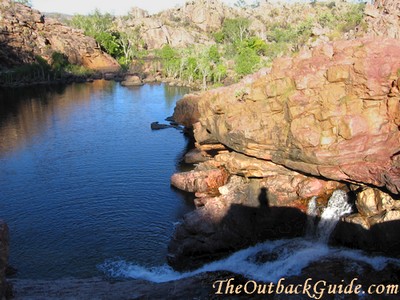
213,31,225,43
235,47,260,76
51,52,69,72
339,3,365,32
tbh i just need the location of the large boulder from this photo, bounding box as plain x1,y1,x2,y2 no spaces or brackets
178,37,400,194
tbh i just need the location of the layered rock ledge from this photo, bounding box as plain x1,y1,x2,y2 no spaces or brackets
169,37,400,270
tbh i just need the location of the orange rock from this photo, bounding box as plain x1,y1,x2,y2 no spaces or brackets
175,37,400,194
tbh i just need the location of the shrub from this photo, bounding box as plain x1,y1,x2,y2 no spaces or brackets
51,52,69,72
235,47,260,76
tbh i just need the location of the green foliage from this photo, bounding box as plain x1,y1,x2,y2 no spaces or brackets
70,10,121,58
64,64,94,76
158,45,180,78
208,45,220,64
221,18,251,44
0,53,96,86
159,44,177,60
267,18,313,50
235,47,260,76
118,27,145,66
268,24,297,44
338,3,365,32
242,37,268,55
51,52,69,72
264,42,288,60
0,56,52,85
213,31,225,43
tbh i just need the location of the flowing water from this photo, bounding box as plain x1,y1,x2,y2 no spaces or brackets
0,81,194,279
99,190,400,283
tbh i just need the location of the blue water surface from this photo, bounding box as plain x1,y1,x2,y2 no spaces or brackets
0,80,194,279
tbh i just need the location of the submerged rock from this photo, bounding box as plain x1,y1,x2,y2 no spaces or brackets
121,75,144,87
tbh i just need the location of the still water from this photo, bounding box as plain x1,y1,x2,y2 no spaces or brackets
0,80,194,279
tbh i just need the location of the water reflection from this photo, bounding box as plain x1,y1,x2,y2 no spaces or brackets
0,81,194,279
0,81,115,156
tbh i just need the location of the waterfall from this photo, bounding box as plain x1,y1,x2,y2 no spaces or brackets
314,190,353,243
305,196,318,238
99,190,399,283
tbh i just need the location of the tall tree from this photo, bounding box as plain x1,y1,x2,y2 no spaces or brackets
222,18,251,43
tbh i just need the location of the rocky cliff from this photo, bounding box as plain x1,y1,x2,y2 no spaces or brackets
0,0,119,71
170,36,400,269
117,0,362,51
116,0,240,49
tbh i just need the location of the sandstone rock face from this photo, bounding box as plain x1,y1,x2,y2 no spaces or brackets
115,0,242,50
185,37,400,194
0,220,9,299
0,0,119,71
365,0,400,39
169,37,400,268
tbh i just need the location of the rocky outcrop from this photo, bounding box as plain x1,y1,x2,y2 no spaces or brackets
365,0,400,39
179,37,400,195
170,36,400,269
0,220,10,299
0,0,119,71
115,0,229,50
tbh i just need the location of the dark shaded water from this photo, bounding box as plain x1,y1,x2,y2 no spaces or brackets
0,81,194,279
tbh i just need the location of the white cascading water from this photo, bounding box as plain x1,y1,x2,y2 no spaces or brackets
305,196,318,238
316,190,353,243
98,190,400,283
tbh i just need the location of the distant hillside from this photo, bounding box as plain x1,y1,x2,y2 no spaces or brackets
43,12,73,24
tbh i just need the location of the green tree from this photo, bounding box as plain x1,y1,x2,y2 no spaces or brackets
159,45,180,78
214,63,227,83
222,18,251,44
243,37,268,55
70,10,121,58
118,26,143,65
235,47,260,76
208,45,220,64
